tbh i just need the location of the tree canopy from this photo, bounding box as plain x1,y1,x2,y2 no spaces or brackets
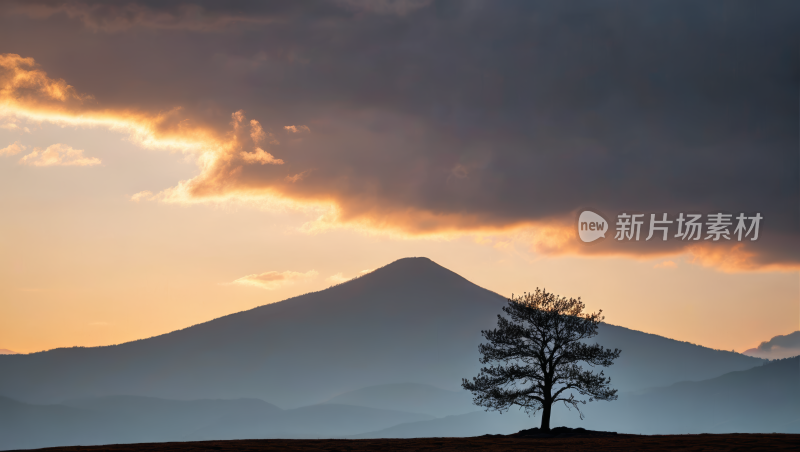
462,289,621,431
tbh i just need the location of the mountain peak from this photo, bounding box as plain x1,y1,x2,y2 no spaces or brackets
351,257,471,289
0,256,764,412
371,257,448,274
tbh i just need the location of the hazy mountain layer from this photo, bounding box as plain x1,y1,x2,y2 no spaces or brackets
352,357,800,437
0,258,764,410
0,395,432,450
583,356,800,434
3,356,794,450
323,383,475,417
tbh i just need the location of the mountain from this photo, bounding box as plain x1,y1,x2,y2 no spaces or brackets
6,353,789,451
591,323,763,394
0,349,17,355
351,410,532,438
0,257,764,411
185,403,433,441
62,395,282,441
322,383,476,417
0,396,119,451
352,357,800,438
0,395,433,450
578,356,800,434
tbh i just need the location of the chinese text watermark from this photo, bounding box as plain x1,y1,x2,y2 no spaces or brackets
579,211,762,243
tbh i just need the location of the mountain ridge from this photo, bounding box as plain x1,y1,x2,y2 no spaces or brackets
0,257,763,409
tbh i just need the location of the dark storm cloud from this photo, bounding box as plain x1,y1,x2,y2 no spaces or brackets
0,0,797,269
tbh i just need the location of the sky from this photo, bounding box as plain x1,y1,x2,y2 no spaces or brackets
0,0,798,354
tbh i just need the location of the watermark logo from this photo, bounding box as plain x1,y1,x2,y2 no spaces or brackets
577,211,762,243
578,211,608,243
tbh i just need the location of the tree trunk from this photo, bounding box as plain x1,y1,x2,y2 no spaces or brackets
540,402,551,431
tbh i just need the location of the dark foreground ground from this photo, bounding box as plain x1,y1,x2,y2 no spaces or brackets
26,434,800,452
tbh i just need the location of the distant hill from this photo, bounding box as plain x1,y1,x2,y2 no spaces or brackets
0,395,118,451
351,357,800,437
4,354,793,451
0,395,433,450
0,350,17,355
350,410,532,438
580,356,800,434
0,257,764,410
323,383,475,417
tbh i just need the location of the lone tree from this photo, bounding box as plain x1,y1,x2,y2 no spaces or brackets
462,289,621,431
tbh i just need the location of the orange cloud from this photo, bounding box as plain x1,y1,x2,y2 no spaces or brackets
514,219,798,273
241,148,284,165
1,53,793,274
0,54,91,105
18,143,100,166
326,273,350,285
0,116,31,132
231,270,318,290
0,140,25,155
130,191,154,203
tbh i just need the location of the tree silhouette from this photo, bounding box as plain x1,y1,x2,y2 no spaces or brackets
462,289,621,431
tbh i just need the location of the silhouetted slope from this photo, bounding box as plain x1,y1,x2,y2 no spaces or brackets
351,358,800,437
0,395,434,450
0,349,17,355
0,396,120,450
579,356,800,434
323,383,475,417
0,258,506,408
594,324,763,393
186,404,433,440
0,257,764,410
350,410,532,438
63,396,282,440
0,396,283,450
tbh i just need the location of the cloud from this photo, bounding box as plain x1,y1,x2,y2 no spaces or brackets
0,52,220,158
18,143,100,166
0,140,25,156
249,119,266,144
283,125,310,134
0,53,91,106
131,190,154,202
5,1,434,33
326,273,350,285
332,0,434,16
5,0,280,32
241,148,284,165
743,331,800,360
285,171,310,183
0,1,797,272
0,117,31,132
232,270,318,290
654,261,677,269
